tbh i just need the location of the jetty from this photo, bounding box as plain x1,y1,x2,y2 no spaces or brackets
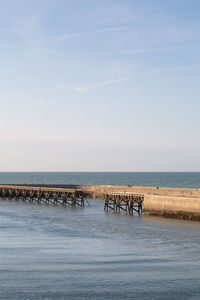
1,184,200,220
0,185,85,207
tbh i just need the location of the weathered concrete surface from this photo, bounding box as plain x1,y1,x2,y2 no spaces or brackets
1,184,200,220
143,194,200,221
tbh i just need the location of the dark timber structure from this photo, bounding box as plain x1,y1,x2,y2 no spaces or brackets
104,192,144,215
0,185,84,207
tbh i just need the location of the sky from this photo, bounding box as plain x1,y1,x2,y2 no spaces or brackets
1,0,200,172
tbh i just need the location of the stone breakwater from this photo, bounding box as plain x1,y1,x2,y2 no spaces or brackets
1,184,200,221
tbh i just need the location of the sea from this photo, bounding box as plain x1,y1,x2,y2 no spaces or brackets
0,172,200,299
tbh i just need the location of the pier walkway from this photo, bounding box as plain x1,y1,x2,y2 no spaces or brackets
0,185,84,207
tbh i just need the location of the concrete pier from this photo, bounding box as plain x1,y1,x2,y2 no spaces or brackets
39,184,200,220
1,184,200,220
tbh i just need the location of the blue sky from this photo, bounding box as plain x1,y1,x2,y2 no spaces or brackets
1,0,200,171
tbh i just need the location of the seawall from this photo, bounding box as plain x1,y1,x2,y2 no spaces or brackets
68,185,200,220
1,184,200,220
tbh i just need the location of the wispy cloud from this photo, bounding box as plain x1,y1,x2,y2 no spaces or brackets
58,26,128,40
121,46,185,54
57,78,128,93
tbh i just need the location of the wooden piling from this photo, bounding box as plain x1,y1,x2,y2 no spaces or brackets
0,185,85,208
104,192,144,215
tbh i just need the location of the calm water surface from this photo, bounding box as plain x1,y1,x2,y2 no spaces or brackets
0,172,200,188
0,173,200,299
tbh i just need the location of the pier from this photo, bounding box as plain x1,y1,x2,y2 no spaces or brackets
0,185,85,207
0,185,144,216
1,184,200,220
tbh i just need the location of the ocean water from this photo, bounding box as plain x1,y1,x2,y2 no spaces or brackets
0,172,200,188
0,173,200,299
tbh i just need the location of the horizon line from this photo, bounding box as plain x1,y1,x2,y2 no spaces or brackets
0,171,200,173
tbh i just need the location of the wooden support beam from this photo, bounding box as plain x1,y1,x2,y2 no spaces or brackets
104,192,144,215
0,186,85,209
